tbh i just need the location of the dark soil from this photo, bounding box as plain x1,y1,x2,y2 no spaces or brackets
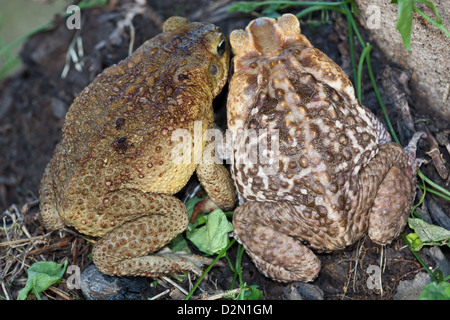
1,0,448,300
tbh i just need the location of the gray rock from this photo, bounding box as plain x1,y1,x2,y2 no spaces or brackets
393,272,430,300
423,246,450,278
283,282,324,300
394,246,450,300
80,263,149,300
426,198,450,231
355,0,450,121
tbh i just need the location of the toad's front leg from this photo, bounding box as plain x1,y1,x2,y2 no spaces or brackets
195,141,238,211
233,201,320,282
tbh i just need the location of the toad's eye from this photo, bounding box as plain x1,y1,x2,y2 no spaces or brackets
217,39,226,57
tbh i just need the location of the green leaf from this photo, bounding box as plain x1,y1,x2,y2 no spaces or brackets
350,0,359,16
168,233,190,252
419,281,450,300
391,0,413,50
414,0,442,24
243,285,263,300
185,196,205,220
406,232,424,251
408,218,450,247
186,209,233,255
17,261,68,300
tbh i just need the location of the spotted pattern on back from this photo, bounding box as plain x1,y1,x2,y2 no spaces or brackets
228,15,382,249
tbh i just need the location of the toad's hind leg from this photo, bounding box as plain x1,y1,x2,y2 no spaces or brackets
360,143,416,245
92,192,211,277
233,201,320,282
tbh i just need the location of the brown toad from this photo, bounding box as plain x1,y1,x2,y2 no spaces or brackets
39,17,237,277
227,14,423,282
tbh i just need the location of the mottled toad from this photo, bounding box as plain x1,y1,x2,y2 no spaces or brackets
227,14,422,282
40,17,237,277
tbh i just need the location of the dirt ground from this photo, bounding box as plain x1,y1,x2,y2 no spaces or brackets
0,0,449,300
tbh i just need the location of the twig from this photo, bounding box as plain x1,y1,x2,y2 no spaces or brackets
148,289,170,300
61,30,84,79
21,224,32,239
160,276,189,296
0,235,46,247
378,245,384,296
27,238,72,256
352,237,366,292
421,124,449,179
20,199,39,215
48,286,71,300
199,288,241,300
436,130,450,155
106,2,146,56
1,281,11,300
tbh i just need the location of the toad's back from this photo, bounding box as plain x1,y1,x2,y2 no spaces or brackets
228,14,419,282
228,16,383,245
40,17,231,237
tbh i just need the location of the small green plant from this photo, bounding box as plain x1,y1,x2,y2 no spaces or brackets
169,196,234,256
390,0,450,51
419,270,450,300
226,242,263,300
406,218,450,251
17,261,68,300
186,208,234,255
178,196,262,300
